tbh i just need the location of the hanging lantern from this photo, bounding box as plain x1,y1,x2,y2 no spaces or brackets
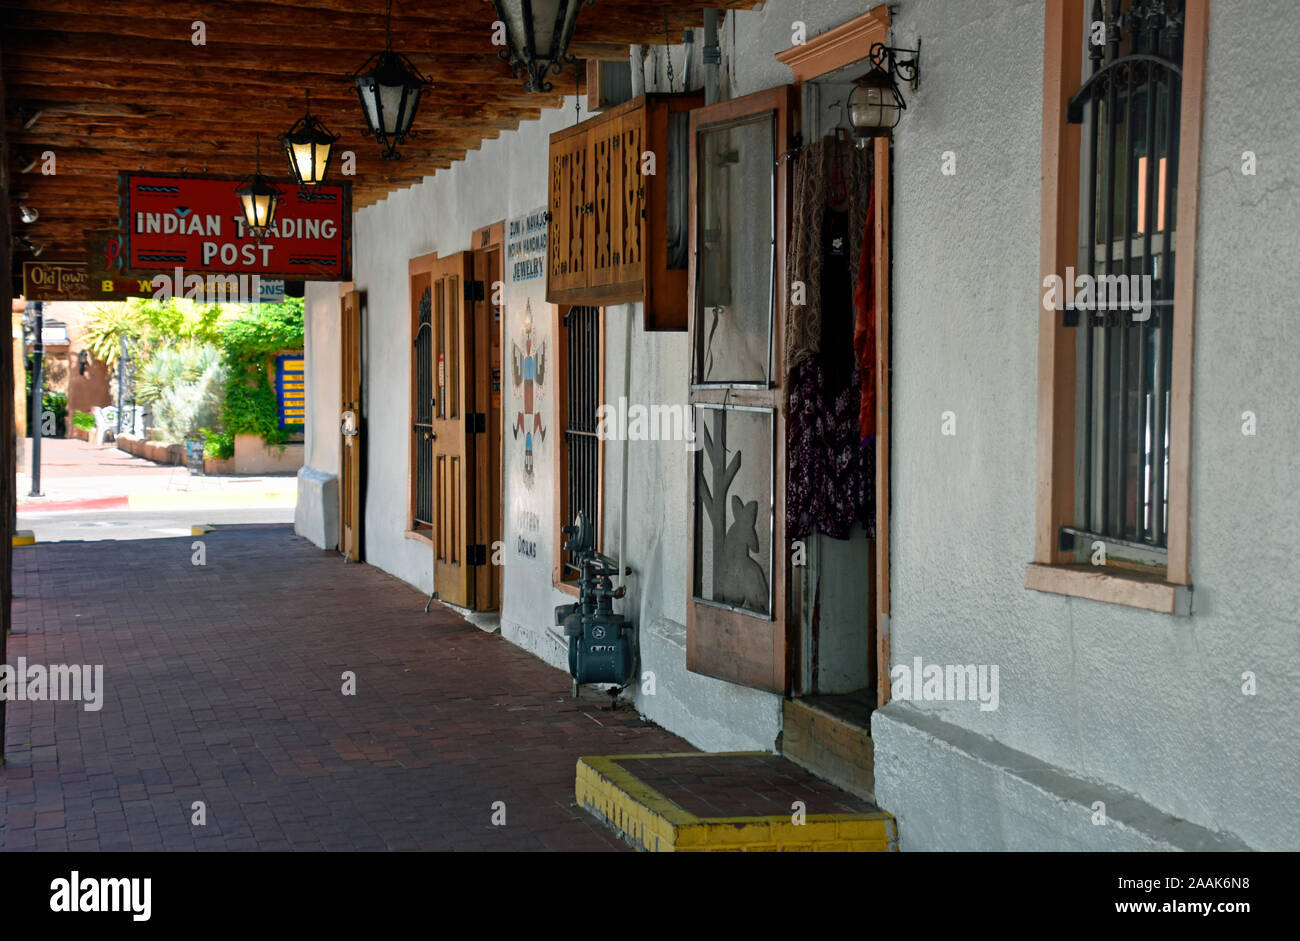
350,0,431,160
847,42,921,141
485,0,595,93
283,89,340,189
235,133,282,239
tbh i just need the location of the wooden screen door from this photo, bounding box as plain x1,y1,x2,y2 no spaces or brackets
339,288,363,561
429,253,473,607
684,86,798,693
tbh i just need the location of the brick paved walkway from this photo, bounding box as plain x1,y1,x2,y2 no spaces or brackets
1,525,691,851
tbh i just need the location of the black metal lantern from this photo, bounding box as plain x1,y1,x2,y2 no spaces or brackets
485,0,595,93
235,133,282,239
848,41,921,141
283,89,340,189
350,0,431,160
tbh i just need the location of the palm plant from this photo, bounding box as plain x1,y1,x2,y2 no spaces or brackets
150,352,227,445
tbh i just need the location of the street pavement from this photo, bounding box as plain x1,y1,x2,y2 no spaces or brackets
17,507,294,543
15,437,296,543
3,524,689,851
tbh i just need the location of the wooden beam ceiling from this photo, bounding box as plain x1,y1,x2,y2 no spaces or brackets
2,0,760,267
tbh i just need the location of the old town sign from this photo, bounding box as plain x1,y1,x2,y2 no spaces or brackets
22,261,89,301
119,173,352,281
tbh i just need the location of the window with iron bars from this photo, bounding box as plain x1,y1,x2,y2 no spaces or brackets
560,306,601,581
1065,0,1184,565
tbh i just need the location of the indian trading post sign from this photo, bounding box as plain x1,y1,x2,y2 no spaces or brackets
119,172,351,280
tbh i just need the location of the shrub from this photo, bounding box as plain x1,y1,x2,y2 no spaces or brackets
220,299,304,446
41,391,68,436
149,351,226,445
202,430,235,461
82,297,226,369
73,411,96,431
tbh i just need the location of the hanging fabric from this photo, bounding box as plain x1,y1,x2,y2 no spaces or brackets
785,136,872,375
785,134,875,541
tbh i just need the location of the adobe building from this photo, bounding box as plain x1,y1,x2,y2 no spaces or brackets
4,0,1296,851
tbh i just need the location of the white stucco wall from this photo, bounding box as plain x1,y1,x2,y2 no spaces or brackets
295,0,1298,847
869,0,1300,851
295,281,341,549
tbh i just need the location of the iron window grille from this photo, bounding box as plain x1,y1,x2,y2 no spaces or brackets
1064,0,1185,562
561,306,600,580
413,285,434,529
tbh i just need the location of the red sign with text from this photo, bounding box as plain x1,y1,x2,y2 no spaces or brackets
120,172,351,280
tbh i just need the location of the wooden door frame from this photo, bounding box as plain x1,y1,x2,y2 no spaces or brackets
407,252,439,546
338,282,365,561
551,304,607,597
471,220,505,610
775,5,894,707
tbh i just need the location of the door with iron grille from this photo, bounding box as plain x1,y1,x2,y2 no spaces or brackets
411,268,435,537
1065,0,1185,565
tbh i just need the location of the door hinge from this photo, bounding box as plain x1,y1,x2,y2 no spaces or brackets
467,412,486,434
464,280,485,303
467,544,488,566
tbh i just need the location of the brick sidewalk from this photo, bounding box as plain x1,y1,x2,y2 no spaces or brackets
1,525,691,851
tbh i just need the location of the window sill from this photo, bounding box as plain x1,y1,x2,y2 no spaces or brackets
405,529,433,549
1025,563,1191,615
554,580,579,598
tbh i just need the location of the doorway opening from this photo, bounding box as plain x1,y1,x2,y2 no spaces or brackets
406,223,504,612
780,62,893,803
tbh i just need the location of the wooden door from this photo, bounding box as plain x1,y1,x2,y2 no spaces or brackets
430,253,473,607
549,131,588,295
339,289,363,561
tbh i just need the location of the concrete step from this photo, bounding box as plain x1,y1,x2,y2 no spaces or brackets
577,751,895,852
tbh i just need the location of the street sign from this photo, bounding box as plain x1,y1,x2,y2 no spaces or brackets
22,261,89,300
259,279,286,304
120,172,352,280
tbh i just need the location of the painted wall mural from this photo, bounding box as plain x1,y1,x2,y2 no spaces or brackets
511,299,547,486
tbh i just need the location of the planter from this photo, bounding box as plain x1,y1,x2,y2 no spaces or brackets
233,434,305,476
116,433,142,456
204,457,236,475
